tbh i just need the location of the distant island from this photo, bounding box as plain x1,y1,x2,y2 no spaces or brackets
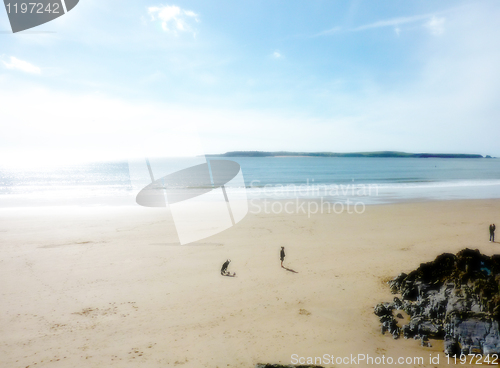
206,151,488,158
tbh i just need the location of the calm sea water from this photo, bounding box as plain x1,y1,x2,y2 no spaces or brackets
1,157,499,207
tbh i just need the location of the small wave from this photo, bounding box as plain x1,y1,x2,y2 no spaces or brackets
374,180,500,189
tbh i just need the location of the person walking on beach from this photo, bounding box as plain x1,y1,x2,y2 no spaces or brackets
490,224,496,242
280,246,285,268
221,259,231,275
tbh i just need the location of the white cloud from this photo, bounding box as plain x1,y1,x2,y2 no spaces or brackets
352,14,431,32
2,56,41,74
0,87,207,165
339,11,448,35
313,26,341,37
315,12,443,36
183,10,197,18
272,51,282,59
425,16,445,36
148,5,199,36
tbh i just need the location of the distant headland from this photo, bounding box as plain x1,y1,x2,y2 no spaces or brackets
206,151,491,158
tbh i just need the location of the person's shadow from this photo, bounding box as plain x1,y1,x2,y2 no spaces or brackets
282,266,298,273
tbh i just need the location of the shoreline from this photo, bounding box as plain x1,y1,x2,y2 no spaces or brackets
2,191,500,209
1,198,500,367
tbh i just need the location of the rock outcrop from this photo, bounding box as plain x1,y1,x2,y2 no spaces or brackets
375,248,500,355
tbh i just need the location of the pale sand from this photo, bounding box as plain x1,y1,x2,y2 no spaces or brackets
1,199,499,368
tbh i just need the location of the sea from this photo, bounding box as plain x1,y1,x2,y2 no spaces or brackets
1,157,499,207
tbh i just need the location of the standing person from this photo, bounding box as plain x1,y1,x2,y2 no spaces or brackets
280,246,285,268
490,224,496,242
221,259,231,275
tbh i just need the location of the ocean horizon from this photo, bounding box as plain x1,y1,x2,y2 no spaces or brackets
1,156,499,207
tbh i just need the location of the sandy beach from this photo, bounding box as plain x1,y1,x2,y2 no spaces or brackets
1,199,500,368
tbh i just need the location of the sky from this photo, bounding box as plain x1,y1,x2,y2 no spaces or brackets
0,0,499,165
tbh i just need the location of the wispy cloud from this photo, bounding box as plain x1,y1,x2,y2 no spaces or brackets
312,26,341,37
148,5,199,36
425,16,445,36
315,11,448,37
351,14,431,32
272,50,283,59
2,56,41,74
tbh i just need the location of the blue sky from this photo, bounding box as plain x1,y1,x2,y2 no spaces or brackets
1,0,499,164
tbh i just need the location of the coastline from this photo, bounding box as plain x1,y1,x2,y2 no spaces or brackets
1,198,500,367
206,151,489,158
